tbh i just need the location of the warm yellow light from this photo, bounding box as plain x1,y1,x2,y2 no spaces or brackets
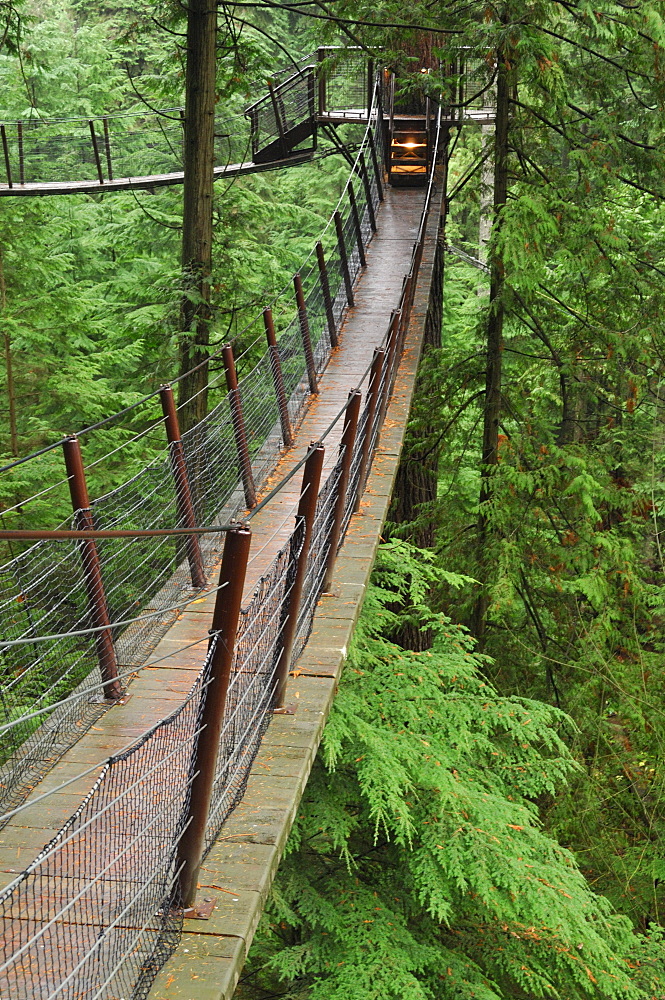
403,141,418,149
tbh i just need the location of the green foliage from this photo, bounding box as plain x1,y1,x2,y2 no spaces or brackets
241,543,664,1000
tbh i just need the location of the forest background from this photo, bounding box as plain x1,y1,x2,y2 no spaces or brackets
3,0,665,998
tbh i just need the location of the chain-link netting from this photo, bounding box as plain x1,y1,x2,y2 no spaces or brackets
0,665,205,1000
0,534,107,821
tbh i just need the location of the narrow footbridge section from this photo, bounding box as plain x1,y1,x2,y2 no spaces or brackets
0,47,491,196
0,101,446,1000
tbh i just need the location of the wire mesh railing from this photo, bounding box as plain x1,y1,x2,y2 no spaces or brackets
0,96,443,1000
0,47,373,190
0,76,386,822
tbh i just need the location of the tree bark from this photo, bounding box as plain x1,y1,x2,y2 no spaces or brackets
388,132,450,651
0,248,17,456
177,0,217,433
472,47,510,646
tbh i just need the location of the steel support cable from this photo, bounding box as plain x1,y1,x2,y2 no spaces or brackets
0,580,229,648
0,632,217,738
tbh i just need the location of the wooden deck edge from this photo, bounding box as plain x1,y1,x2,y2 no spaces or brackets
148,183,445,1000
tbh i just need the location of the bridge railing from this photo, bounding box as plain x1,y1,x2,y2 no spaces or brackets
0,96,444,1000
0,47,373,189
0,77,386,822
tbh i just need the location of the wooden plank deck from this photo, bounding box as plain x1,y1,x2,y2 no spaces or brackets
0,185,424,894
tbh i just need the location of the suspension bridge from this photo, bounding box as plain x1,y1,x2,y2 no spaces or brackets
0,50,485,1000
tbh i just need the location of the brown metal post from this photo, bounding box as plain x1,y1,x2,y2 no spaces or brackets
358,152,377,232
89,120,104,184
264,307,293,447
62,436,121,700
294,272,318,395
367,59,375,116
159,385,206,589
1,126,12,188
267,82,288,159
103,117,113,181
273,442,325,708
323,390,361,591
378,310,400,428
317,47,326,115
367,129,384,202
348,181,367,268
316,242,338,349
334,210,354,307
17,122,24,186
353,348,385,512
177,525,251,909
222,344,257,510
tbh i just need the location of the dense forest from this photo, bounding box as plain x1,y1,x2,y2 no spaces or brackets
3,0,665,998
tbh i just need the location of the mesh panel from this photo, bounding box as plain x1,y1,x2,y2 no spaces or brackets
204,521,304,850
292,454,344,664
0,669,205,1000
0,111,255,187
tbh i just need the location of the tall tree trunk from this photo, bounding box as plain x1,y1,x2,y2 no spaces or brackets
177,0,217,433
0,248,17,456
388,131,450,651
478,117,494,266
472,48,510,646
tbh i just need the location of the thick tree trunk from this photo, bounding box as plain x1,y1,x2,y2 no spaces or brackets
177,0,217,433
472,49,510,646
388,133,450,651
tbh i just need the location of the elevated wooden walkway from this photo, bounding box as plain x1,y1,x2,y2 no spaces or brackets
0,184,426,905
0,152,314,197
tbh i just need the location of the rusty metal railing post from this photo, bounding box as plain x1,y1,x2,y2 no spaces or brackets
267,82,288,159
159,385,206,589
273,442,325,709
177,525,251,910
317,47,327,115
353,347,385,512
62,436,122,700
294,272,318,395
334,210,354,307
323,390,361,591
222,344,257,510
1,126,12,189
358,152,377,233
103,117,113,181
368,129,384,202
89,120,104,184
348,180,367,268
264,307,293,447
316,241,338,349
378,310,400,428
17,121,24,186
367,59,375,116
